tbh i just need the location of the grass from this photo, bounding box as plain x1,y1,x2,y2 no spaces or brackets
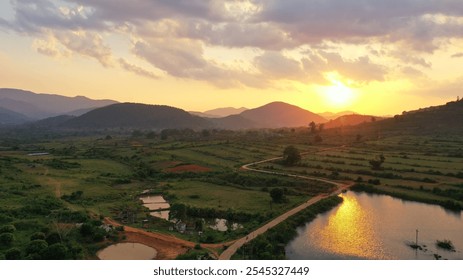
167,180,310,215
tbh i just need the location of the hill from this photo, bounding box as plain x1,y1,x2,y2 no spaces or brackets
239,102,326,128
352,99,463,136
210,115,258,130
0,88,117,119
0,106,31,125
324,114,385,129
62,103,211,130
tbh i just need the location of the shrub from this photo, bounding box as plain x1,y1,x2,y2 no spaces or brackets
0,233,15,246
30,232,46,241
0,225,16,234
43,243,68,260
25,240,48,256
5,248,21,260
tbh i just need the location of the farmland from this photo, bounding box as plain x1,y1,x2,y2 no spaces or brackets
0,126,462,259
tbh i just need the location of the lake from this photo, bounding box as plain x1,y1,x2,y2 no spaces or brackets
97,243,158,260
286,191,463,260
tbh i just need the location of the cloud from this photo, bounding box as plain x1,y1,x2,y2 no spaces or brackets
118,58,158,79
257,0,463,51
2,0,463,89
301,51,387,84
55,30,114,67
451,52,463,58
254,51,305,80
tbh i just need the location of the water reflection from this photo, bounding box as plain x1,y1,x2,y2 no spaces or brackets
286,192,463,260
314,193,388,259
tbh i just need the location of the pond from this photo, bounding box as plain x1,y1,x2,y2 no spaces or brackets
286,191,463,260
140,195,170,220
97,243,157,260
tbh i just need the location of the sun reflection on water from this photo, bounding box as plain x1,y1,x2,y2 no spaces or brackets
308,194,390,259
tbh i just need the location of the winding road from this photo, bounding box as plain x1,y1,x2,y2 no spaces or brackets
218,148,353,260
101,146,352,260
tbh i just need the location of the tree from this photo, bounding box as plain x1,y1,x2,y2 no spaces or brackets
318,123,325,132
282,146,301,166
369,154,385,170
309,121,317,134
270,188,285,203
314,135,323,143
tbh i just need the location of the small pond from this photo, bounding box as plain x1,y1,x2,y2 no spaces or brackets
97,243,157,260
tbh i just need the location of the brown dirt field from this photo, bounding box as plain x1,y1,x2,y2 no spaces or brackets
104,218,233,260
164,164,211,173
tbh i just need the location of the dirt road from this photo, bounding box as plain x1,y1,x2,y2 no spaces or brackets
219,149,352,260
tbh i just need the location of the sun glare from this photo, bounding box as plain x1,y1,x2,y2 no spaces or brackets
318,72,356,108
324,80,354,107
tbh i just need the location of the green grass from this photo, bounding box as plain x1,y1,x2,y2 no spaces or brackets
167,180,309,215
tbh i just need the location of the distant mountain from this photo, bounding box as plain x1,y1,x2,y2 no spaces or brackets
203,107,248,117
65,107,101,117
62,103,211,129
0,88,117,119
189,111,221,118
239,102,326,128
210,115,258,130
0,106,31,125
31,115,76,128
324,114,385,129
319,111,357,120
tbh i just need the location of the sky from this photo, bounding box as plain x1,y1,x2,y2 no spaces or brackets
0,0,462,115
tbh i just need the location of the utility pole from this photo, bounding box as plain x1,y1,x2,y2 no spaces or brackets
415,229,419,246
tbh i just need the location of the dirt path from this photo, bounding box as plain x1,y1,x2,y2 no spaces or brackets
42,167,62,197
104,218,233,259
102,146,352,260
218,147,353,260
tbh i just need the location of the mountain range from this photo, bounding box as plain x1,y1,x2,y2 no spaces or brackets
5,88,460,135
0,88,117,120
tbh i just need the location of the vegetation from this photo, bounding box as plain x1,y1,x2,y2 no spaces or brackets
282,145,301,166
436,240,455,251
0,99,462,259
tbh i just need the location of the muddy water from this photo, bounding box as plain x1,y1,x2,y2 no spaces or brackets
140,195,171,220
97,243,157,260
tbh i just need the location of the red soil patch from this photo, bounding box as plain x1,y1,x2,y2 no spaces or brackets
103,218,232,260
164,164,211,173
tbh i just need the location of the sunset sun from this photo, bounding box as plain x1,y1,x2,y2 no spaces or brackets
321,75,355,108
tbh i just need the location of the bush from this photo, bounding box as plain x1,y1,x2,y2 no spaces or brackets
436,240,455,251
45,232,61,245
5,248,21,260
25,240,48,256
30,232,46,241
0,225,16,234
0,233,15,246
43,243,68,260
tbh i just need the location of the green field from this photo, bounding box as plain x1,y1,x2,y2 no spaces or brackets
0,128,462,259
